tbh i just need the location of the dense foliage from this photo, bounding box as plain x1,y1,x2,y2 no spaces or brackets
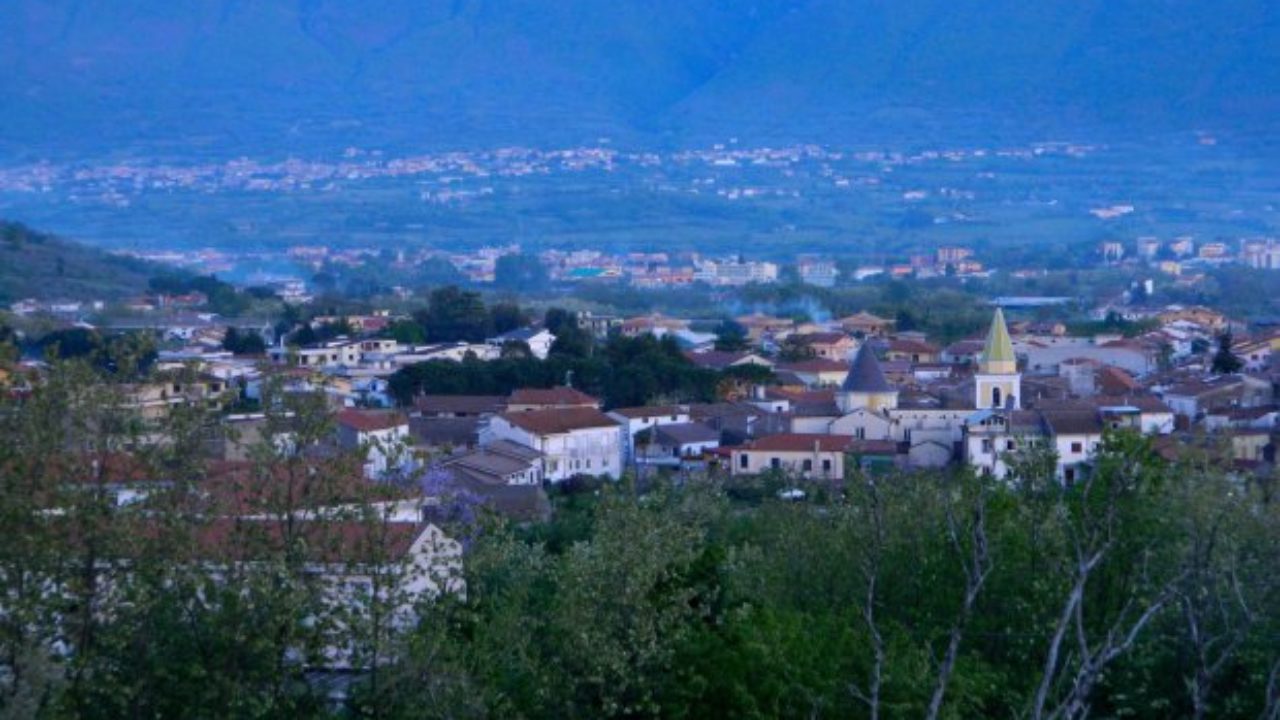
388,332,764,409
1,361,1278,718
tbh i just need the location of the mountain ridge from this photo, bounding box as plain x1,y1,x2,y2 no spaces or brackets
3,0,1277,156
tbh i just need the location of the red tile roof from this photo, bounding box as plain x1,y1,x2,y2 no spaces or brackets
498,407,620,435
610,404,686,419
336,409,409,433
738,434,856,453
508,386,599,407
779,359,849,372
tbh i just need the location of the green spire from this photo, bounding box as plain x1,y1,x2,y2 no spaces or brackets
981,307,1016,371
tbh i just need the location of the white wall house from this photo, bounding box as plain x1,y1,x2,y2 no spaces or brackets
487,328,557,360
608,405,692,461
730,434,853,480
483,408,623,482
336,409,413,479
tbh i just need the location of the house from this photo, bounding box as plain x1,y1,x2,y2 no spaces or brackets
487,327,557,359
1158,375,1273,422
730,434,854,480
409,416,482,453
413,394,505,418
440,439,544,486
736,313,795,340
269,338,364,368
777,359,850,388
1232,338,1273,372
506,386,601,412
790,332,858,361
620,314,690,338
1157,306,1228,332
483,407,623,482
207,412,297,462
645,423,720,461
942,338,985,365
885,338,941,364
687,402,789,446
963,408,1105,483
336,409,412,479
576,311,623,338
839,312,894,337
608,405,692,460
682,350,774,370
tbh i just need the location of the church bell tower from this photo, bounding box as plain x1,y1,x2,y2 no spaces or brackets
974,307,1020,410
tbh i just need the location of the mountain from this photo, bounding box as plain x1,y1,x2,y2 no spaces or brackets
0,222,162,302
3,0,1278,156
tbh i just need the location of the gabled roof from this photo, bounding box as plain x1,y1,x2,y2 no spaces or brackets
839,311,893,328
842,344,894,393
414,394,505,416
490,327,553,343
610,404,686,419
410,417,481,447
336,409,408,433
982,307,1017,365
498,407,620,435
793,332,852,345
654,422,720,445
780,359,849,373
1041,410,1105,436
508,386,599,407
738,434,856,453
887,338,940,354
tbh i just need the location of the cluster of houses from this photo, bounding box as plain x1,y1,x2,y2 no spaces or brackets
11,298,1276,528
302,305,1279,511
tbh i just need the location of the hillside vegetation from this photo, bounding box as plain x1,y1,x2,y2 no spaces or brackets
0,221,161,302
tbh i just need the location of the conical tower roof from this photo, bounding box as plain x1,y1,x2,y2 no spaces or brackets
842,343,893,393
982,307,1016,367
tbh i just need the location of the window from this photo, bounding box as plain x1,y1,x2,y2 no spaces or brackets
802,459,813,472
1006,440,1016,451
770,458,781,469
1071,442,1083,453
855,427,866,440
982,438,993,453
1064,468,1076,483
992,387,1002,408
739,454,748,469
822,459,832,472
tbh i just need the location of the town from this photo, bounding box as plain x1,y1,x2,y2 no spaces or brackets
7,0,1280,714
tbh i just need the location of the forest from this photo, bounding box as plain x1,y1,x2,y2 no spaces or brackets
0,359,1277,719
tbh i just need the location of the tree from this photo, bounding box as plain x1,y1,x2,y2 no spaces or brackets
222,327,267,355
777,336,816,362
545,307,593,359
386,319,426,345
490,302,526,335
493,253,549,292
1211,333,1243,374
419,286,492,342
713,319,749,352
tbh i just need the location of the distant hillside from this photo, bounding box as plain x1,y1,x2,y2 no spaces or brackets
2,0,1277,156
0,222,162,302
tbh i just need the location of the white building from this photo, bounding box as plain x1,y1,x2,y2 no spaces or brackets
486,327,557,360
336,409,412,479
608,405,692,461
483,407,623,482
